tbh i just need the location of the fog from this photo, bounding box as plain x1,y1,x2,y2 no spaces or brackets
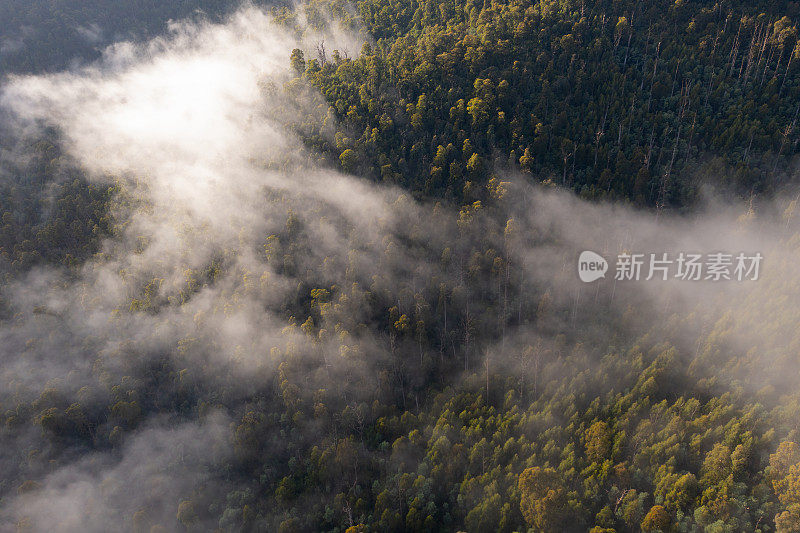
0,4,798,531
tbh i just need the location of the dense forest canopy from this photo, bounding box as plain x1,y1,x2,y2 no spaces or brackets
1,1,800,533
284,0,800,206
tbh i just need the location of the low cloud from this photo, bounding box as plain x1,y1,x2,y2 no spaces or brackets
1,4,799,531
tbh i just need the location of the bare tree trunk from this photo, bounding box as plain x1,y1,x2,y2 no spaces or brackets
647,41,661,112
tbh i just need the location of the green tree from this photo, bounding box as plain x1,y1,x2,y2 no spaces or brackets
290,49,306,73
518,467,569,531
641,505,671,531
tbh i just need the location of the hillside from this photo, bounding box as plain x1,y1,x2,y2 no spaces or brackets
1,1,800,532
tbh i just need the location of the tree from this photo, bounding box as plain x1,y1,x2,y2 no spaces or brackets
339,149,358,172
290,49,306,73
772,442,800,506
466,153,482,177
641,505,671,531
701,443,732,485
776,504,800,533
176,500,198,528
584,421,612,463
518,467,569,531
519,147,534,173
772,442,800,479
467,97,489,125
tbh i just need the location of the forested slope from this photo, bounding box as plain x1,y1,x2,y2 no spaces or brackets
1,1,800,533
286,0,800,205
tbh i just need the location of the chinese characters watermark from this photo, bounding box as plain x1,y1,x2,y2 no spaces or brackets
579,251,762,282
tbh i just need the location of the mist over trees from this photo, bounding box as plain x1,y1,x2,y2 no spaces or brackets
1,1,800,533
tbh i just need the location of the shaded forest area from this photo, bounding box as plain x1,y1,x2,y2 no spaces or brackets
284,0,800,206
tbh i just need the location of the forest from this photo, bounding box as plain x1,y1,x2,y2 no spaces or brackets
1,0,800,532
